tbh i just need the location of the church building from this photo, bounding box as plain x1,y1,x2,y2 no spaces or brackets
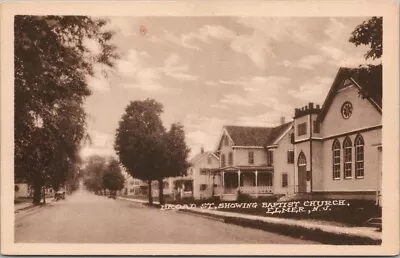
292,67,382,202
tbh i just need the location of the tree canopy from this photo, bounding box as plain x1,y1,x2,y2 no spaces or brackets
14,16,117,203
114,99,189,204
348,16,382,105
349,16,382,60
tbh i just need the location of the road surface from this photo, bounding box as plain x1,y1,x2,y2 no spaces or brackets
15,189,318,244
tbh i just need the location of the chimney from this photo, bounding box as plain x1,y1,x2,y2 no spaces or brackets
200,147,204,154
280,116,286,125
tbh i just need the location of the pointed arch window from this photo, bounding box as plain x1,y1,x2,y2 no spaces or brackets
332,139,341,179
298,151,307,166
355,134,365,178
343,137,352,179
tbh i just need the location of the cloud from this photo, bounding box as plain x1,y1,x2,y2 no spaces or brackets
162,53,198,81
220,94,253,106
163,25,236,52
80,130,116,159
183,25,236,43
164,30,200,50
238,112,287,127
243,76,291,92
184,115,228,155
329,54,381,68
205,81,218,86
114,49,166,92
288,76,332,103
217,75,291,108
281,55,325,70
320,46,345,60
210,103,229,109
230,32,274,69
324,18,346,41
106,17,136,38
231,18,315,68
296,55,325,70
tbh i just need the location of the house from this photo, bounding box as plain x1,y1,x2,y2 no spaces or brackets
292,67,382,203
166,148,220,200
215,122,293,200
14,179,31,198
120,170,147,196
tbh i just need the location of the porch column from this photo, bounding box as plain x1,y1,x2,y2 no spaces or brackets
255,170,258,198
222,171,225,194
238,170,241,188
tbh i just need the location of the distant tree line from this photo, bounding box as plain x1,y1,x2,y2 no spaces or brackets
82,156,125,196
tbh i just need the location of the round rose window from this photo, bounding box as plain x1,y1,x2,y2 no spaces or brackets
341,102,353,119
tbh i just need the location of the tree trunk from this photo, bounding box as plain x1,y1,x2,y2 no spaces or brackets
147,180,153,205
158,179,164,205
32,174,44,205
42,187,46,204
32,183,42,204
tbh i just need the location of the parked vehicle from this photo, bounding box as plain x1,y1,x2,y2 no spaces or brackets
54,190,66,201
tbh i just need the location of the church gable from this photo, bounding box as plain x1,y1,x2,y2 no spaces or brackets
321,82,382,137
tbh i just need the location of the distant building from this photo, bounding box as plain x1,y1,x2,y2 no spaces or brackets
121,169,146,196
14,179,31,198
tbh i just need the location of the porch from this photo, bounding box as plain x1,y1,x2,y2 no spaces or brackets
215,167,274,199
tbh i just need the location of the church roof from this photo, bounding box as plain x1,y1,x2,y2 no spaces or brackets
317,66,382,122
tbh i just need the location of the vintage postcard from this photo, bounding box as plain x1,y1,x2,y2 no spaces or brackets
1,0,399,256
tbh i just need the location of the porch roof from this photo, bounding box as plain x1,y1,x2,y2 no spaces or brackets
219,165,273,172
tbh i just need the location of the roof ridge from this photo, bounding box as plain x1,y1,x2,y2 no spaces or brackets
224,125,274,129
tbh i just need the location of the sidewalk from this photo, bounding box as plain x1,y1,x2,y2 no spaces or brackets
14,202,36,213
118,197,381,245
14,198,56,213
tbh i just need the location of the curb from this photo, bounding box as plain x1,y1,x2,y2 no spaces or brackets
179,208,381,245
176,209,224,222
15,199,58,213
14,204,36,213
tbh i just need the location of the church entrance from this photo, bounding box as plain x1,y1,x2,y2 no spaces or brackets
297,151,307,193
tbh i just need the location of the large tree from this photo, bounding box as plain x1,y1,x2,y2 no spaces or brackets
14,16,117,203
348,16,382,104
114,99,189,205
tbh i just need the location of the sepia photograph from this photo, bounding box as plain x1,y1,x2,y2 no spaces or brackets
1,1,399,256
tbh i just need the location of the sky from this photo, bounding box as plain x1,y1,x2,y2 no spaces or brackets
80,16,380,159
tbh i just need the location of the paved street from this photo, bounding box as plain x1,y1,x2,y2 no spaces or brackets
15,189,317,244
